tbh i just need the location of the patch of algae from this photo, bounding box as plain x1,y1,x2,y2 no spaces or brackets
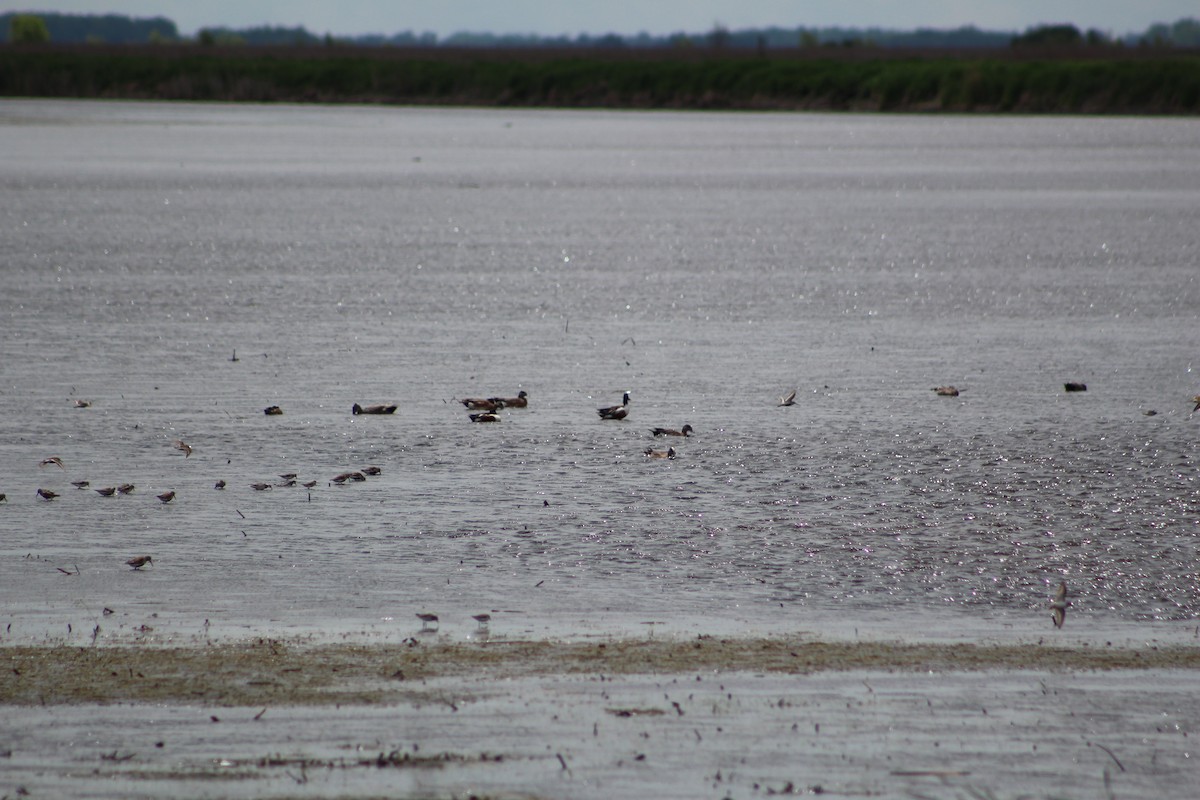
3,636,1198,707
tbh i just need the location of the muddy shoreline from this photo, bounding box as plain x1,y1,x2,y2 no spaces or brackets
5,636,1198,706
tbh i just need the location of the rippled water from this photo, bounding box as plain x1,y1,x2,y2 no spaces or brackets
2,100,1198,644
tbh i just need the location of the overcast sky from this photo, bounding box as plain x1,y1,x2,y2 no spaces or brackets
13,1,1197,37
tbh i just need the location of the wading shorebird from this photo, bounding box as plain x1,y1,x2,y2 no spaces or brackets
778,389,796,407
37,488,59,500
302,480,317,489
117,484,135,495
250,482,272,491
933,386,960,397
73,399,92,408
95,486,117,497
40,456,65,470
416,612,439,631
279,473,297,481
644,447,677,460
173,440,192,457
469,412,500,423
263,405,283,416
1050,581,1071,629
71,480,90,489
156,490,176,503
214,480,226,490
361,466,382,476
126,555,153,570
650,424,693,437
1192,395,1200,412
490,390,528,408
472,613,492,629
352,403,398,415
598,392,631,420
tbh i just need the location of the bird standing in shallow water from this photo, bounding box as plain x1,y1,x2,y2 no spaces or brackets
214,480,226,490
71,480,90,489
416,612,439,631
1050,582,1071,629
126,555,153,570
156,490,176,503
117,484,135,495
473,613,491,630
95,487,117,496
598,392,631,420
37,488,58,500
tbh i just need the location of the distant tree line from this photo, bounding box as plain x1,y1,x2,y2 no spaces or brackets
4,12,1200,50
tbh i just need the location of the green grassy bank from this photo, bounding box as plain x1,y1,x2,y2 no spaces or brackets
2,46,1198,113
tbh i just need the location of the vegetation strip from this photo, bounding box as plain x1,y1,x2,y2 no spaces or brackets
2,47,1199,113
3,637,1198,706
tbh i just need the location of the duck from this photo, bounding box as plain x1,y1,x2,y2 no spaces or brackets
490,390,528,408
352,403,398,415
462,397,503,411
932,386,960,397
598,392,631,420
469,412,500,423
1063,382,1087,393
644,447,677,459
778,389,797,407
650,424,693,437
263,405,283,416
361,466,382,476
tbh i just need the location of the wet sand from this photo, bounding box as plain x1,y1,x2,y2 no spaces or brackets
3,636,1199,799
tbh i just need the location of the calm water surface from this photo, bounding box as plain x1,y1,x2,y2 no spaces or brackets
1,99,1198,644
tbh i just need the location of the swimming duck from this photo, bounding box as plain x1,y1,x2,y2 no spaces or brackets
644,447,677,459
1063,382,1087,393
598,392,631,420
490,390,528,408
352,403,398,415
469,412,500,423
462,397,503,411
651,424,693,437
264,405,283,416
933,386,960,397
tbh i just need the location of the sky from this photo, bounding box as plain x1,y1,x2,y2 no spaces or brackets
7,1,1197,38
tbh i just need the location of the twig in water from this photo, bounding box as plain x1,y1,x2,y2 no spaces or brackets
1088,741,1126,772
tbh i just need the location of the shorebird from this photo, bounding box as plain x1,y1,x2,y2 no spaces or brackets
250,482,272,491
1064,382,1087,393
1192,395,1200,412
40,456,65,470
778,389,796,407
156,490,176,503
361,466,382,476
276,478,297,488
263,405,283,416
469,412,500,423
37,488,59,500
352,403,398,415
73,399,92,408
416,612,439,631
1050,582,1071,629
172,440,192,457
644,447,677,459
279,473,297,481
490,391,528,408
330,472,353,484
598,392,631,420
95,486,117,496
214,480,226,490
651,424,693,437
71,480,90,489
117,484,135,495
472,613,492,629
933,386,960,397
126,555,153,570
302,480,317,489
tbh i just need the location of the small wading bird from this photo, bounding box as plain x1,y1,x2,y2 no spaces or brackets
40,456,65,470
644,447,677,460
73,399,91,408
598,392,631,420
461,397,502,411
361,466,381,476
933,386,960,397
214,480,226,490
473,613,491,630
279,473,297,481
352,403,398,415
416,612,439,631
37,488,59,501
469,412,500,423
117,484,135,495
1051,582,1071,629
250,482,272,491
126,555,153,570
95,486,117,497
263,405,283,416
651,424,693,437
71,480,90,489
778,389,796,407
156,490,176,503
302,480,317,489
173,440,192,457
490,390,528,408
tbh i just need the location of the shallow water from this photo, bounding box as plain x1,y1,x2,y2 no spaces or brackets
1,100,1199,645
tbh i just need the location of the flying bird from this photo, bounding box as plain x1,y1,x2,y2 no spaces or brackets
778,389,796,407
1050,582,1071,629
598,392,631,420
40,456,65,469
172,440,192,457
